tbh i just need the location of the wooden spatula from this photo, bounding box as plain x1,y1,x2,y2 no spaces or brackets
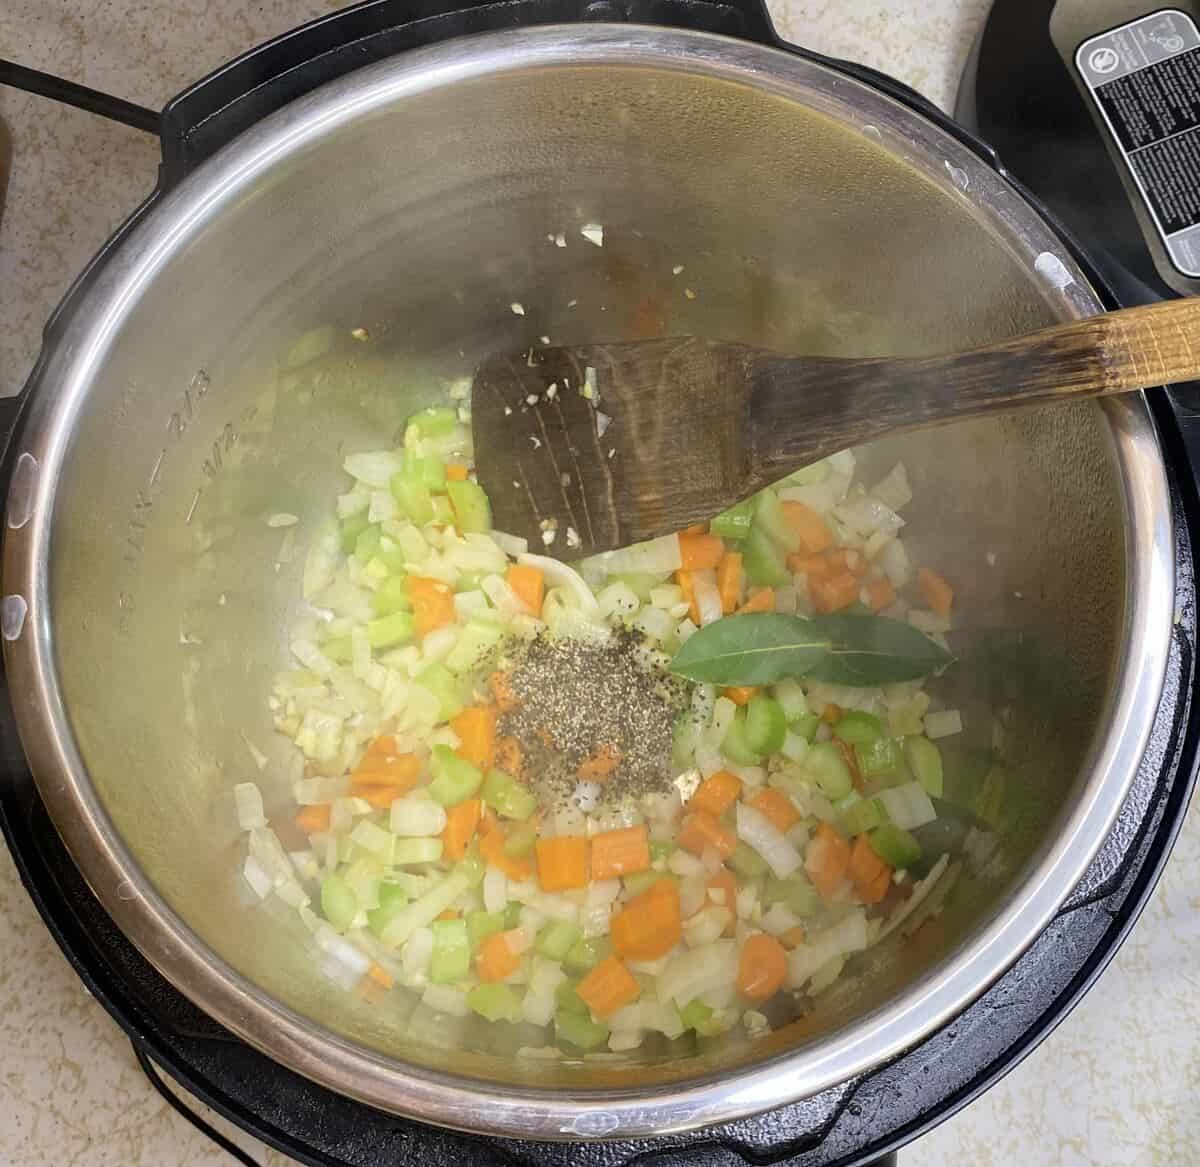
471,298,1200,557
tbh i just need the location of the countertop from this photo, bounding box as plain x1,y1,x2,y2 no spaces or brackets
1,2,1198,1164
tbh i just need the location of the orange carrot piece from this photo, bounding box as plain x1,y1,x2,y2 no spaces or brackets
295,804,331,834
351,753,421,788
682,523,709,536
445,463,470,482
736,587,775,615
436,908,460,921
737,933,788,1001
806,821,852,901
716,551,743,614
489,671,518,713
366,962,394,989
480,824,534,880
409,576,456,638
451,705,497,771
442,798,482,861
676,569,700,624
352,784,409,810
506,563,546,615
494,735,524,778
778,926,807,950
824,547,868,577
811,570,860,614
679,532,726,571
577,955,641,1018
787,552,834,578
611,879,682,961
821,703,843,723
848,834,892,904
917,567,954,619
865,576,897,612
747,787,801,832
535,836,590,892
779,501,833,554
677,810,737,860
860,866,892,905
834,737,865,794
578,743,622,782
722,685,760,707
367,734,400,757
591,825,651,880
478,806,500,836
690,770,743,818
476,931,521,982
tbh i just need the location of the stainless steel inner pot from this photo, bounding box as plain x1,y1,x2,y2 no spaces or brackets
1,24,1175,1140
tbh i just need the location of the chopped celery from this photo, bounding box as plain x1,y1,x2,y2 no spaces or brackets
772,678,809,721
743,524,791,587
467,909,507,949
869,823,921,868
339,513,371,555
729,841,769,880
710,499,755,541
456,847,485,888
446,480,492,534
679,998,714,1032
555,1009,609,1051
723,708,764,766
407,407,459,441
753,491,802,553
648,840,676,863
834,711,883,747
393,837,443,865
366,882,409,937
764,874,819,916
975,766,1008,830
371,575,411,617
856,737,904,780
504,821,538,857
468,983,522,1023
611,571,664,601
555,980,589,1015
805,742,853,799
354,524,382,563
564,936,608,974
745,695,786,755
430,918,471,983
445,620,502,674
367,611,415,650
391,477,435,524
623,869,673,897
537,920,582,962
320,874,356,931
322,635,353,664
482,769,537,820
375,537,408,575
414,661,465,721
401,452,448,492
904,736,944,797
839,795,888,837
431,495,455,525
789,711,821,743
503,902,523,929
428,746,483,806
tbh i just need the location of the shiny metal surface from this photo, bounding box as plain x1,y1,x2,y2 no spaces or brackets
0,24,1174,1139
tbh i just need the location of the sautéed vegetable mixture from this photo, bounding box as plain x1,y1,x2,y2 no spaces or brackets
237,394,971,1056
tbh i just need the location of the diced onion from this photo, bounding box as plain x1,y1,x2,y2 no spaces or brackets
924,709,963,739
761,903,800,936
872,463,913,512
492,530,529,557
483,866,509,913
694,575,723,626
683,905,732,947
875,781,937,830
658,940,738,1006
587,533,683,578
736,803,802,878
390,797,447,837
234,783,267,831
242,855,273,899
423,984,470,1016
518,553,600,614
344,450,404,488
879,538,913,588
786,911,868,990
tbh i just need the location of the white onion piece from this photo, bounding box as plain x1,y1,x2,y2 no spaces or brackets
390,797,447,837
875,782,937,830
343,450,404,488
924,709,963,739
737,803,802,878
587,533,682,578
492,530,529,557
422,984,470,1016
683,905,732,948
517,553,600,614
694,575,723,626
234,783,266,831
657,940,738,1007
786,911,869,990
483,867,508,914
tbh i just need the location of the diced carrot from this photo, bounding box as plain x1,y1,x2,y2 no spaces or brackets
445,463,470,482
476,931,522,982
860,866,892,905
352,784,409,810
436,908,460,921
821,703,843,723
442,798,482,861
736,933,788,1001
494,735,524,777
611,878,682,961
577,955,641,1018
682,523,709,536
736,587,775,615
834,737,865,793
351,753,421,788
716,551,743,614
478,806,500,836
865,576,897,612
779,501,833,554
366,962,394,990
590,825,651,880
704,868,739,934
787,552,834,578
679,532,725,571
409,576,456,638
747,787,801,832
367,734,399,757
917,567,954,619
507,563,546,615
847,832,888,889
451,705,497,771
811,570,860,614
676,569,700,624
690,770,743,818
489,671,518,713
578,743,622,782
295,804,331,834
480,824,534,880
677,810,737,860
806,821,852,902
778,926,807,950
824,547,867,577
535,836,590,892
722,685,760,707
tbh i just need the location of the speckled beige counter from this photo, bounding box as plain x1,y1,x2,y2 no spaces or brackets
1,2,1197,1164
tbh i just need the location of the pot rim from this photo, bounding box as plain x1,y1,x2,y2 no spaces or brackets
0,23,1175,1140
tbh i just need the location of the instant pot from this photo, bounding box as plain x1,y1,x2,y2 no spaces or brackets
2,1,1199,1163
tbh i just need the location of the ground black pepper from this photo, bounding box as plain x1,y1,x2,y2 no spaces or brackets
496,627,690,815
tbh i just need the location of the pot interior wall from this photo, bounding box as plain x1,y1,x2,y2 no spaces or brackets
47,58,1123,1092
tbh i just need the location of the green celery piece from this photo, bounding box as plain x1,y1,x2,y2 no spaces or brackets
391,476,435,524
366,882,410,937
320,874,357,932
743,524,791,587
504,821,538,857
789,711,821,742
456,847,486,887
723,708,764,766
430,918,471,984
834,711,884,747
468,983,522,1023
392,837,443,865
679,998,714,1032
367,611,415,650
805,741,853,799
431,495,455,524
555,980,588,1015
371,575,410,617
623,870,666,897
340,513,371,555
648,840,676,863
482,770,537,821
414,661,465,721
839,795,888,837
321,635,353,664
354,524,382,563
446,480,492,534
772,678,809,721
375,536,408,574
407,407,459,441
401,452,448,492
904,735,944,797
554,1009,609,1051
710,499,755,541
856,737,904,780
764,874,818,916
753,490,803,553
445,620,503,675
729,841,769,880
869,823,921,868
564,937,608,974
745,694,787,755
503,902,523,929
537,920,582,962
610,572,664,601
467,910,506,950
427,745,484,806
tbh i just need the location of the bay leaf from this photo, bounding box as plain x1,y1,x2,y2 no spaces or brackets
806,612,953,685
669,614,830,685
